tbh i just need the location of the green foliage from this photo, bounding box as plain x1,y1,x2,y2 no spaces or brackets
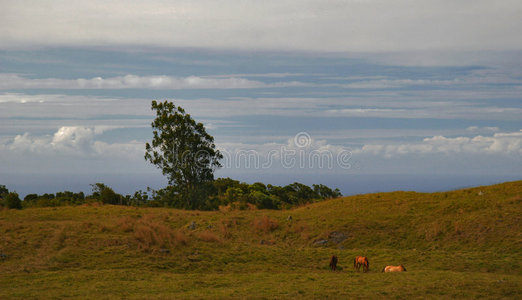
5,192,22,209
0,185,8,208
90,183,123,205
207,177,340,210
0,184,8,196
131,190,149,206
145,100,223,209
24,194,38,202
224,187,244,203
249,190,281,209
313,184,342,198
23,191,87,208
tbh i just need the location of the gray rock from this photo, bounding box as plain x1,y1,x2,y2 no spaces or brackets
188,221,197,230
328,231,348,244
314,239,328,245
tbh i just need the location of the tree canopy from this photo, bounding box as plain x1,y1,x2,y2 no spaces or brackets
145,100,223,209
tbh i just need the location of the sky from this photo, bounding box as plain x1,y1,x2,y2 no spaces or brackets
1,0,521,197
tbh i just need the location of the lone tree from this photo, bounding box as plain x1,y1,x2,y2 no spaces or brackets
145,100,223,209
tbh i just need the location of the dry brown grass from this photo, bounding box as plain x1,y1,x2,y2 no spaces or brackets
134,221,178,250
173,230,189,246
55,228,67,249
421,220,446,241
253,216,279,233
246,203,257,210
109,214,190,251
115,216,136,233
83,201,103,207
292,220,310,240
219,222,232,240
508,194,522,204
218,205,231,212
99,224,111,233
197,230,221,243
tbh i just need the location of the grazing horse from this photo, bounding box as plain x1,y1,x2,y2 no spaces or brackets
354,256,369,272
382,265,407,272
329,255,338,271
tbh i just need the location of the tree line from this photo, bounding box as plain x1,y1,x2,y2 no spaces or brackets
0,180,341,210
1,100,342,211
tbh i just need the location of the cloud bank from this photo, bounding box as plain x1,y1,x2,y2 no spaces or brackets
2,0,522,53
3,126,520,161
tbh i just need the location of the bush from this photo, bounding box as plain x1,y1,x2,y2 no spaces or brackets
197,230,221,243
250,191,281,209
5,192,22,209
253,216,279,233
100,187,121,205
90,183,123,205
24,194,38,202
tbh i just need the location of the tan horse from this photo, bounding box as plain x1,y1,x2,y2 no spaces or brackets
354,256,369,272
329,255,338,271
382,265,407,272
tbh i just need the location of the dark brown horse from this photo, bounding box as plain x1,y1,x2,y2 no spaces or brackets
329,255,338,271
354,256,369,272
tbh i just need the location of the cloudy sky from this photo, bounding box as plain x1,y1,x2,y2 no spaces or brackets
1,0,521,197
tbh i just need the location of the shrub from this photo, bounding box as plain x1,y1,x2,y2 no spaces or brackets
197,230,221,243
116,216,136,233
132,216,188,251
253,216,279,233
173,230,189,246
5,192,22,209
219,222,232,239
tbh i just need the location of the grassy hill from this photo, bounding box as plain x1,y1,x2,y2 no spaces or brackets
1,180,521,298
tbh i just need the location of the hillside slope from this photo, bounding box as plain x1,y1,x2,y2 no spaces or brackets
1,180,521,298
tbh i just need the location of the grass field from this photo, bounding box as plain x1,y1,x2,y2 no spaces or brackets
1,181,521,299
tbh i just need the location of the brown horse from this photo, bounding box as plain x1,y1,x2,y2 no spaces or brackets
382,265,407,272
329,255,338,271
354,256,369,272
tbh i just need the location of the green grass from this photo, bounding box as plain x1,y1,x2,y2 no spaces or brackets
1,181,521,298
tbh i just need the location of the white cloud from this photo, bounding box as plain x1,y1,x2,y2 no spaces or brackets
0,74,306,90
1,1,521,53
466,126,500,133
354,130,522,157
5,126,141,157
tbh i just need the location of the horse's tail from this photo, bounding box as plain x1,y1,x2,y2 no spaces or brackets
402,265,406,272
381,266,385,272
354,258,356,268
366,258,369,271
